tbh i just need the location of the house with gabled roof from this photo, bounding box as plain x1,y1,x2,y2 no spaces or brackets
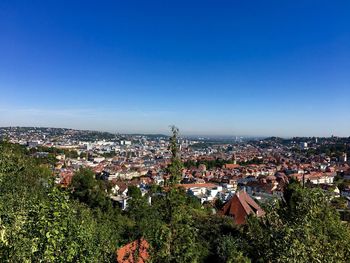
221,190,265,225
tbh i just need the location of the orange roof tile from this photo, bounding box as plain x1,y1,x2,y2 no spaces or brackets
221,190,265,225
177,183,217,189
223,164,240,169
116,239,149,263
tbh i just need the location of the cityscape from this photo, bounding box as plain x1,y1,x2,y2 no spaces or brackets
1,126,350,261
1,0,350,262
1,126,349,210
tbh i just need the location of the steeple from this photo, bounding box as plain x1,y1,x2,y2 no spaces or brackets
232,153,237,165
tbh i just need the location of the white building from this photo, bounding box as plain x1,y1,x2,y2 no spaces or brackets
300,142,308,150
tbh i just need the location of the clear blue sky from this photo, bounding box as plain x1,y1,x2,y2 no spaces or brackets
0,0,349,137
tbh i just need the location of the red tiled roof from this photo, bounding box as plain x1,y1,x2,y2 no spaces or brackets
221,190,265,225
116,239,149,263
59,170,74,187
177,183,217,189
223,164,240,169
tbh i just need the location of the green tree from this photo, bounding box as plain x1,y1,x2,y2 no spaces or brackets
70,168,112,210
167,125,183,186
0,141,124,262
195,213,243,263
217,236,251,263
243,181,350,262
147,189,203,263
146,127,204,262
128,185,142,199
331,196,348,210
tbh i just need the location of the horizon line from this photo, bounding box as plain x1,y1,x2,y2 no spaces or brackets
0,126,349,139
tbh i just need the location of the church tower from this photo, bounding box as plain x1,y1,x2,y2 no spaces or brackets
232,153,237,165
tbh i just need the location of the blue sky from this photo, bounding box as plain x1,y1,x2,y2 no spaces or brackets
0,0,349,136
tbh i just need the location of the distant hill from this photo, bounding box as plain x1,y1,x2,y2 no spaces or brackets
0,127,170,141
128,133,169,138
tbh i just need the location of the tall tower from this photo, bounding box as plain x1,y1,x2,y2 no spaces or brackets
340,152,347,163
232,153,237,165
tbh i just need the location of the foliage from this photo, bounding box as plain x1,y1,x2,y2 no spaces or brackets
0,141,126,262
184,158,234,170
146,188,203,263
128,185,142,199
184,157,264,169
217,235,251,263
238,157,264,166
167,125,183,186
331,196,348,210
195,213,241,262
70,168,112,211
127,127,207,262
243,181,350,262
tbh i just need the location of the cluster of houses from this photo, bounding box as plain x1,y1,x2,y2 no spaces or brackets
53,139,350,212
3,127,350,262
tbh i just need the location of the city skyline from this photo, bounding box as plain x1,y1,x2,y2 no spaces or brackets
1,1,349,136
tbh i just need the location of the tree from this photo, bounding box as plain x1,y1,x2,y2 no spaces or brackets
243,181,350,262
331,196,348,210
128,185,142,199
167,125,183,186
147,189,203,263
25,187,98,262
217,236,251,263
194,213,243,263
70,168,112,210
0,141,126,262
145,127,204,262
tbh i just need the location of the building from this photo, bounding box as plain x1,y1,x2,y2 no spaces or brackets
223,163,240,169
340,153,347,163
221,190,265,225
307,172,335,185
300,142,308,150
116,239,149,263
